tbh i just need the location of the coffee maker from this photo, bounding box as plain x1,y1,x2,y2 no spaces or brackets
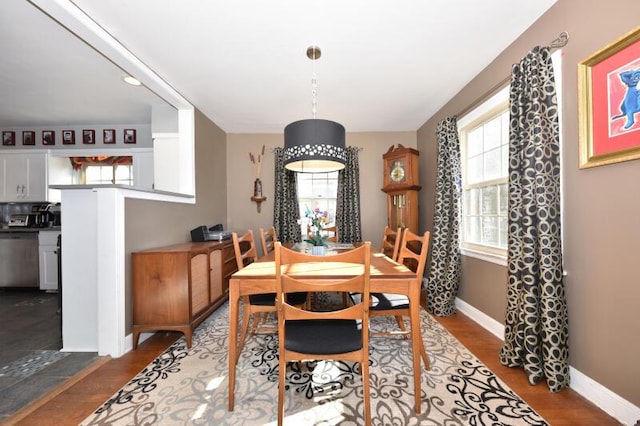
32,203,61,228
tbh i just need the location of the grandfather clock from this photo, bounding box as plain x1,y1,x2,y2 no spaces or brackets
382,144,421,234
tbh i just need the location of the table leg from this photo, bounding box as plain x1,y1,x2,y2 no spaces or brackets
409,283,422,414
228,280,239,411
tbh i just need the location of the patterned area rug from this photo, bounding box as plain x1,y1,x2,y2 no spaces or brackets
81,299,548,425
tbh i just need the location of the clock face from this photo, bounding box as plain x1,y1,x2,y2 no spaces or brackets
390,161,405,183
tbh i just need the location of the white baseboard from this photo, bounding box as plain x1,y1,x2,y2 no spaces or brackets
454,297,640,426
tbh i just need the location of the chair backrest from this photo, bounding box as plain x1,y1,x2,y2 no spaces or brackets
307,224,339,243
275,241,371,322
259,226,277,256
380,226,401,261
232,230,259,270
396,228,430,278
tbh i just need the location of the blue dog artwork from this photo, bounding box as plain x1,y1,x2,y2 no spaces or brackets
611,68,640,130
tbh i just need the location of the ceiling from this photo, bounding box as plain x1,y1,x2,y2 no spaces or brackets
1,0,557,133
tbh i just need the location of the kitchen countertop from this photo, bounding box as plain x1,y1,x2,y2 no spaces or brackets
0,227,61,233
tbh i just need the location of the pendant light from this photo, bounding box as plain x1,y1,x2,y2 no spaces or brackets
284,46,346,173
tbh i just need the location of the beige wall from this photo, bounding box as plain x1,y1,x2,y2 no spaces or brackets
123,108,227,332
226,132,416,250
417,0,640,406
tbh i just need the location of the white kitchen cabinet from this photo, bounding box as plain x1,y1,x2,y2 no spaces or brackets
0,152,47,202
38,230,60,292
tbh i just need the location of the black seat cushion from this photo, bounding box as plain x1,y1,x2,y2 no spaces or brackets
249,292,307,306
350,292,409,311
285,319,362,354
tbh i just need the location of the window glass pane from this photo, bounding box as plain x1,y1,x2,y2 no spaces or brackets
482,216,499,246
464,188,480,215
86,166,100,183
481,186,498,215
499,216,508,248
499,184,508,215
465,216,481,244
483,148,502,181
501,111,510,143
467,127,483,157
467,155,483,184
297,172,338,236
483,116,502,150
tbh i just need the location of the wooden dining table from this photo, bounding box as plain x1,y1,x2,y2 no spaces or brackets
227,249,426,414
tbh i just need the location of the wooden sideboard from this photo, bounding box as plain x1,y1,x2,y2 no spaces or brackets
131,239,237,348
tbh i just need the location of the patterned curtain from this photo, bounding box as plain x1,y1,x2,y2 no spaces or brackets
272,147,301,243
69,156,132,171
336,147,362,243
426,116,462,316
499,46,569,392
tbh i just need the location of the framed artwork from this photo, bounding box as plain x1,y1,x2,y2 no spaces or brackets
103,129,115,144
62,130,75,145
42,130,55,146
579,26,640,168
2,131,16,146
83,129,95,145
22,131,35,146
124,128,136,144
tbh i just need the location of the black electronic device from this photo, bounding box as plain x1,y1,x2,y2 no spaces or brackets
190,224,232,242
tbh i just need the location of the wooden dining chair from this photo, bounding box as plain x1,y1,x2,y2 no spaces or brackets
232,230,307,359
274,241,372,426
307,223,338,243
258,226,277,257
371,228,430,370
380,225,402,261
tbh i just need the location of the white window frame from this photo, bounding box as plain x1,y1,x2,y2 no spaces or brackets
458,86,510,266
83,163,134,186
296,171,339,236
457,50,563,267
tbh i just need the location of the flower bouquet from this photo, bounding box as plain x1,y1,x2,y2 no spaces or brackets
303,207,330,249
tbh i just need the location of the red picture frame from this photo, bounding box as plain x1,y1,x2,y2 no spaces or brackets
62,130,75,145
42,130,55,146
83,129,95,145
124,129,136,144
2,131,16,146
103,129,115,144
22,131,35,146
579,26,640,168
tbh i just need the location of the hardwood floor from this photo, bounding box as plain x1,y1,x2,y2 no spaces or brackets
5,309,621,425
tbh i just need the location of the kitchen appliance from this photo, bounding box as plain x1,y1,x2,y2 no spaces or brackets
0,232,39,287
8,213,36,228
190,224,232,242
31,203,59,228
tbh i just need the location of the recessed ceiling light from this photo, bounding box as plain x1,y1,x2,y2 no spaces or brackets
122,75,141,86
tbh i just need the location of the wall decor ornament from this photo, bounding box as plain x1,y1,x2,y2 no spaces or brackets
579,25,640,168
2,131,16,146
249,144,267,212
83,129,95,144
62,130,75,145
22,131,35,145
103,129,115,144
124,129,136,144
42,130,55,146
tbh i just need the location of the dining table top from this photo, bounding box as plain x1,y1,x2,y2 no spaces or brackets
232,249,415,280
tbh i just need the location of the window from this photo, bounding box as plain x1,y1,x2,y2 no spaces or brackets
297,172,338,235
84,164,133,185
458,86,509,262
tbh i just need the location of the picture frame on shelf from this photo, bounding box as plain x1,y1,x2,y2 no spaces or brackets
103,129,115,144
83,129,95,145
42,130,55,146
2,131,16,146
22,131,35,146
62,130,75,145
578,26,640,168
124,128,136,144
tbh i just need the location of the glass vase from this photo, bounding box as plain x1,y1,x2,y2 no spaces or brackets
311,245,326,256
253,178,262,197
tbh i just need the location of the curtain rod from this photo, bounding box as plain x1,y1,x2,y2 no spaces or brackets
456,31,569,119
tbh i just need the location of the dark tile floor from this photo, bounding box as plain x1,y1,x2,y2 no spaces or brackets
0,288,100,420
